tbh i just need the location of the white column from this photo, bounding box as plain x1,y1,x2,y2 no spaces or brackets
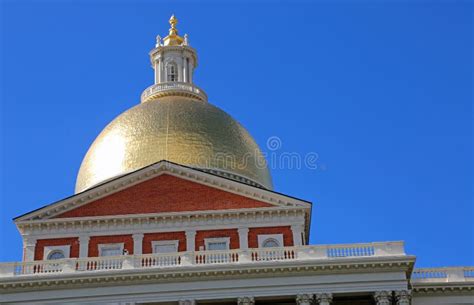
186,230,196,252
315,293,333,305
183,56,188,82
374,291,392,305
296,294,314,305
237,297,254,305
238,227,249,250
132,233,144,255
160,59,165,83
291,224,303,246
177,57,183,82
154,60,159,84
23,236,37,262
395,290,411,305
78,235,90,258
179,300,195,305
189,60,194,83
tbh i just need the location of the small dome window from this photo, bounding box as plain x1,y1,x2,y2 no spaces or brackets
47,250,65,260
167,63,177,82
262,238,280,248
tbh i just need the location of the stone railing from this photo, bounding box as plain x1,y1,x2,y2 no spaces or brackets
0,242,405,278
411,267,474,283
141,82,208,103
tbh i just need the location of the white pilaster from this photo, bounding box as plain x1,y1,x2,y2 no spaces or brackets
132,233,144,255
315,293,333,305
395,290,411,305
374,291,392,305
296,294,314,305
78,235,90,258
291,224,303,246
186,230,196,252
237,297,255,305
23,236,37,262
238,227,249,250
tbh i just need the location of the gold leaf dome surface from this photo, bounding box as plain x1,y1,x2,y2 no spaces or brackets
75,96,273,193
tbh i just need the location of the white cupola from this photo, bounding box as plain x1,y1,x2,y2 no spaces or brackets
150,15,197,85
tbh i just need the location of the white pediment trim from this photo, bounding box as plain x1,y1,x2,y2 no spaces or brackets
15,161,311,222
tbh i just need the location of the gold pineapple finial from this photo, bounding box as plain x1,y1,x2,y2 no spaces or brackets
163,14,184,46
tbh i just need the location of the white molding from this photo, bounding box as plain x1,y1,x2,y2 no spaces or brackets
14,161,311,223
43,245,70,260
98,243,124,256
19,209,306,243
152,240,179,253
0,257,414,303
258,234,284,248
205,237,230,250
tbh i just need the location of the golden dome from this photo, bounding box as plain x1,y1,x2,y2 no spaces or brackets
75,96,273,193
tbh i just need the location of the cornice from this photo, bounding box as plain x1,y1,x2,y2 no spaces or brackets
17,207,307,237
0,256,415,293
149,45,198,67
412,282,474,295
14,161,311,223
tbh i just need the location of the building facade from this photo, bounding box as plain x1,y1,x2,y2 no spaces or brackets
0,16,472,305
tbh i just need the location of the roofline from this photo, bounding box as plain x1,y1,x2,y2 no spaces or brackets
14,160,312,221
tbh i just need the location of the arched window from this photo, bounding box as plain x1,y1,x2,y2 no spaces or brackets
167,63,177,82
47,250,65,260
262,238,280,248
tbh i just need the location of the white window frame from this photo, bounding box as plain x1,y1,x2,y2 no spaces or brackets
43,245,70,260
151,240,179,253
258,234,284,248
98,243,124,257
204,237,230,251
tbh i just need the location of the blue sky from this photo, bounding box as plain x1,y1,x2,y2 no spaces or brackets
0,1,472,267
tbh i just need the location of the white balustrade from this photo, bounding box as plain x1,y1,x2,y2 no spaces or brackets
141,82,208,102
0,241,411,278
140,253,182,268
251,247,296,262
412,267,474,283
195,250,239,265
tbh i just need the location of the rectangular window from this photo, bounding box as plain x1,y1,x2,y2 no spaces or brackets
152,240,179,253
205,237,230,251
99,243,124,257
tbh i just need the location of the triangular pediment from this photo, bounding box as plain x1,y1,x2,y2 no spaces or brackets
15,161,311,222
54,173,273,218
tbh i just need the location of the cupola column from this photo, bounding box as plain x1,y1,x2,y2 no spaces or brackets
183,56,188,82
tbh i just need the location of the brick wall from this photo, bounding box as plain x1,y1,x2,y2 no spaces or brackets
56,174,273,218
34,238,79,260
33,226,295,260
88,235,134,257
248,226,294,248
195,229,240,250
143,232,186,253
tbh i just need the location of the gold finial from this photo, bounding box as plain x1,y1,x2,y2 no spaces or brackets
163,14,183,46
